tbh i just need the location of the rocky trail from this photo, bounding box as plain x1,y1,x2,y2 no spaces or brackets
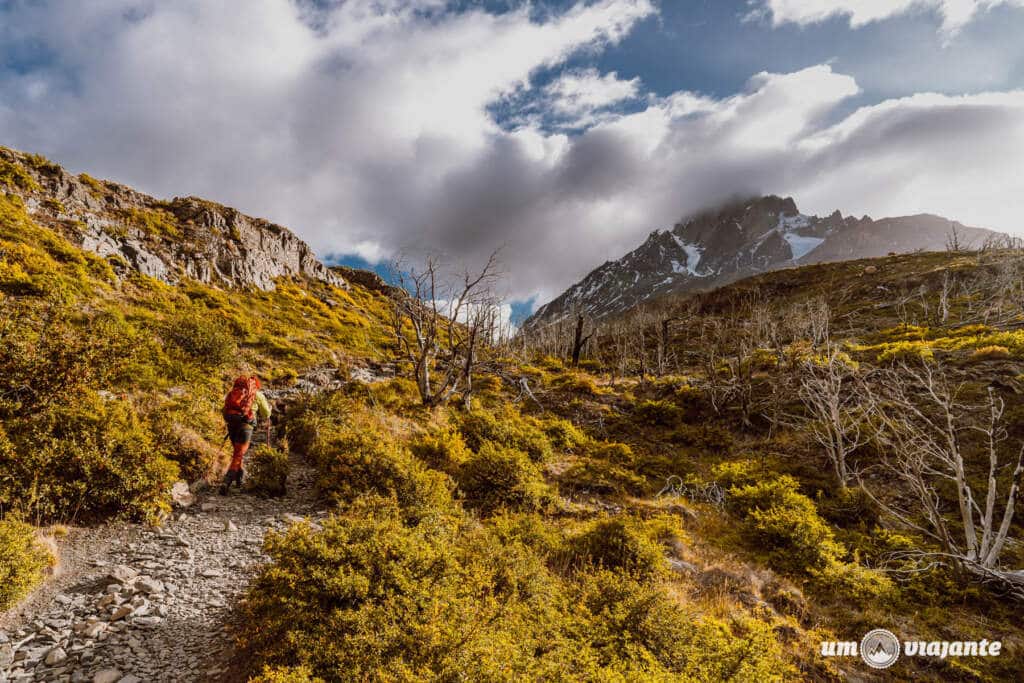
0,448,324,683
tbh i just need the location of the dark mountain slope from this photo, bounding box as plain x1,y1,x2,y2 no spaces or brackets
525,196,998,328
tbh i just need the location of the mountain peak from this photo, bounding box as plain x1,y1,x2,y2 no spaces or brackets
525,196,999,328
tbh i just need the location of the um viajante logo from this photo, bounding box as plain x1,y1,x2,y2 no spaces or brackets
821,629,1002,669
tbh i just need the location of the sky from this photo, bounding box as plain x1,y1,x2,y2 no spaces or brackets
1,0,1023,319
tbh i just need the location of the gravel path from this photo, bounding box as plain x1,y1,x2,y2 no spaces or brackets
0,451,322,683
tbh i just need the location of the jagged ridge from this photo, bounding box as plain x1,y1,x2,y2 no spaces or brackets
0,146,344,291
526,195,998,328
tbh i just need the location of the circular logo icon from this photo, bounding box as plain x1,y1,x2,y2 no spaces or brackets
861,629,900,669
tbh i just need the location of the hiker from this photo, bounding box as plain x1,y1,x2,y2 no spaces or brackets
220,374,271,495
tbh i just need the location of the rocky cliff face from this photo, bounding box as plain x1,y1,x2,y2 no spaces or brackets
1,146,344,291
525,195,997,328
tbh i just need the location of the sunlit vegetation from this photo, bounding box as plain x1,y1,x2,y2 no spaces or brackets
3,147,1024,680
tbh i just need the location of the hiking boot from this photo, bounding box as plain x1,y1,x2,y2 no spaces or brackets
219,482,229,496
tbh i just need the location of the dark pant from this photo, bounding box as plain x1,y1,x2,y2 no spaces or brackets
225,414,255,472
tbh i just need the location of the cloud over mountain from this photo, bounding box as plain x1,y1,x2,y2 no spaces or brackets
1,0,1022,308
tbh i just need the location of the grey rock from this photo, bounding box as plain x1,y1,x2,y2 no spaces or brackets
133,577,163,595
44,647,67,666
82,623,107,639
106,566,138,585
131,617,161,629
92,670,121,683
109,606,133,622
0,643,13,668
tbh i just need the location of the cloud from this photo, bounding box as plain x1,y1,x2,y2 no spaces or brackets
754,0,1024,34
542,68,642,126
1,1,1023,312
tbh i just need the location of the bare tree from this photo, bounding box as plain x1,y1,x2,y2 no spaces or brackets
793,345,871,488
389,251,501,408
945,225,964,253
865,363,1024,585
570,304,595,368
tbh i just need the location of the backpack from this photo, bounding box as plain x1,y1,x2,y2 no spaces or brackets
224,376,261,420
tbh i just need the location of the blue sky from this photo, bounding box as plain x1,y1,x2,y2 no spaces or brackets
2,0,1023,322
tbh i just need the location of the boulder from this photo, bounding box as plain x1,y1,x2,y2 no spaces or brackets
170,481,195,508
107,566,138,584
93,670,122,683
44,647,67,666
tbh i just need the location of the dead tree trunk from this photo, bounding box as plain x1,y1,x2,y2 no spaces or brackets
571,311,593,368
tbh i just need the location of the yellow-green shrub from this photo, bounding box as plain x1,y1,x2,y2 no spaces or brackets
409,424,471,472
246,444,289,497
540,415,591,452
670,423,733,453
567,517,665,582
0,516,55,610
249,666,324,683
574,571,795,681
633,399,682,428
240,498,572,680
589,441,636,465
162,311,237,368
559,459,646,496
0,394,179,522
875,341,935,363
551,372,603,396
458,405,553,462
310,424,454,524
970,345,1010,361
723,472,891,601
456,442,553,515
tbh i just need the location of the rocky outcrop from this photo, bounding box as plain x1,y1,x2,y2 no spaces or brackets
1,146,345,291
525,195,998,328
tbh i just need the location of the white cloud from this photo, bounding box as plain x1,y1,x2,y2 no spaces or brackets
1,1,1023,311
543,68,641,124
756,0,1024,34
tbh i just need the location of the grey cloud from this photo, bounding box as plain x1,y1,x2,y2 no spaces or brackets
1,1,1022,310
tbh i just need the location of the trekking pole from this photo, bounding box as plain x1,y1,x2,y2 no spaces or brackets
266,422,273,448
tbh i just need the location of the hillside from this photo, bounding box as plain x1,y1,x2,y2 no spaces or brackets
525,195,999,328
2,146,1023,682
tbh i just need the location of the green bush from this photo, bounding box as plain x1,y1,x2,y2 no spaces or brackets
710,459,764,489
456,442,553,515
238,499,802,681
588,441,636,464
162,311,237,367
567,517,665,582
0,394,179,522
0,305,142,419
409,424,472,473
551,372,603,396
817,486,879,528
0,516,54,610
722,470,893,602
559,459,647,495
246,444,289,497
670,423,733,453
249,666,324,683
730,477,846,573
633,399,682,428
311,424,454,524
240,498,572,680
540,415,591,452
574,570,795,681
458,405,553,463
